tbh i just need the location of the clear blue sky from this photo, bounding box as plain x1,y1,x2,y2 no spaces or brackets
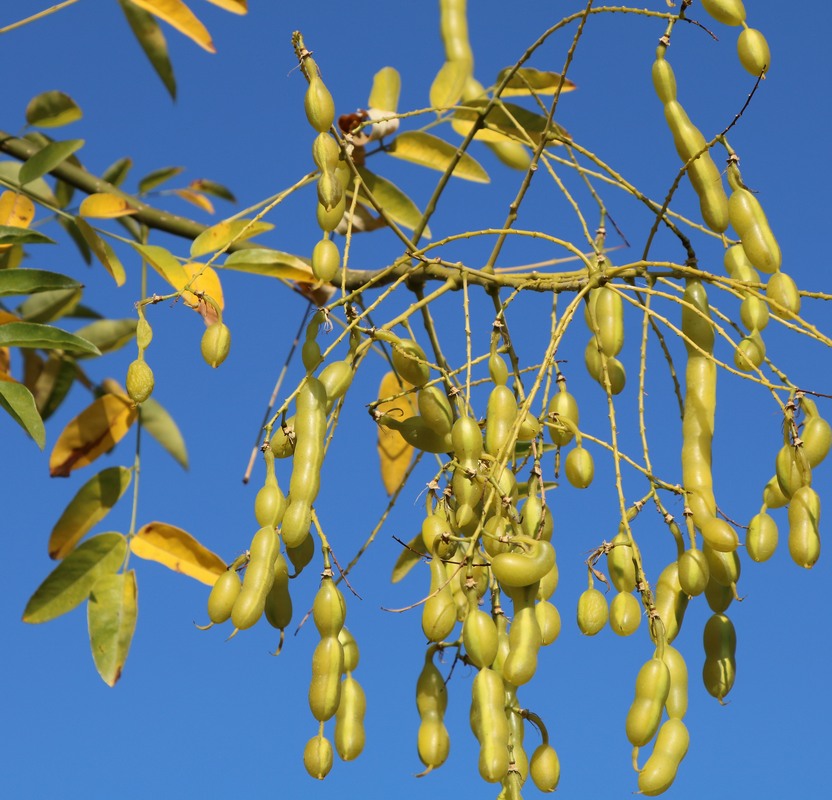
2,2,830,799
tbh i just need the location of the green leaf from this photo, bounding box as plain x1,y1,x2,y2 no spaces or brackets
430,60,470,111
19,139,85,186
495,67,577,97
18,288,83,324
141,398,188,469
0,321,101,355
354,166,431,236
59,217,93,264
88,570,138,687
75,217,127,285
391,532,427,583
138,165,184,194
132,243,189,288
0,269,82,298
222,249,315,283
369,66,401,112
0,225,56,246
25,91,83,128
55,179,75,209
452,98,570,146
0,161,58,206
119,0,177,99
189,179,235,202
73,319,138,358
101,157,134,187
48,467,133,559
190,219,274,258
387,131,489,183
31,352,77,421
0,380,46,448
23,533,127,623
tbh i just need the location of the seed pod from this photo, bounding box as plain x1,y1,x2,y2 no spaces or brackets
383,335,430,386
638,718,690,796
517,410,541,441
309,636,344,721
503,585,543,685
802,401,832,467
339,627,360,672
530,743,560,793
231,526,280,630
126,358,154,404
585,340,627,394
746,511,778,562
316,192,346,232
488,353,509,386
303,733,334,780
520,493,553,542
312,132,340,171
305,76,335,133
316,169,344,213
377,414,453,454
201,322,231,368
418,385,454,436
762,474,789,509
416,650,450,770
585,286,624,357
788,486,821,569
653,562,689,643
734,332,766,372
547,389,579,446
724,243,755,277
727,168,781,274
422,557,457,642
136,316,153,351
609,591,641,636
334,674,366,761
701,0,746,25
313,577,346,638
535,599,561,646
263,553,292,631
576,587,608,636
740,294,770,332
207,569,242,624
485,383,518,456
607,531,638,593
491,537,555,589
766,272,801,319
700,516,739,553
625,657,671,747
286,531,315,575
663,644,689,720
678,547,710,596
704,575,733,613
463,605,499,669
452,414,484,528
702,613,736,701
537,561,559,600
737,28,771,76
254,483,287,529
564,445,594,489
651,55,676,104
775,443,811,500
703,542,741,588
311,238,340,283
470,667,510,783
422,512,457,560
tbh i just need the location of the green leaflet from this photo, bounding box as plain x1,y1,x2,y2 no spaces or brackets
0,321,100,355
23,533,127,624
141,398,189,469
0,269,82,298
0,380,46,448
88,570,138,687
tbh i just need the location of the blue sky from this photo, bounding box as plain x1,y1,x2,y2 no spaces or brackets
2,2,830,799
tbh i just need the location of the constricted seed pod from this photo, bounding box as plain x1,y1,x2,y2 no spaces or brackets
303,733,334,780
625,657,671,747
470,667,510,783
607,531,638,593
609,591,641,636
136,316,152,351
316,192,346,232
702,613,736,701
651,55,676,104
286,532,315,576
653,562,689,643
740,294,770,332
491,536,555,588
309,636,344,721
463,605,499,669
126,358,154,404
312,132,340,171
704,575,733,613
503,585,543,686
700,516,739,554
334,674,366,761
762,474,789,509
231,526,280,630
263,553,292,631
378,335,430,386
734,332,766,372
585,340,626,394
801,398,832,466
585,285,624,357
416,649,449,770
530,742,560,793
576,587,608,636
703,542,740,588
313,577,346,638
422,557,457,642
485,383,518,456
339,627,360,672
201,322,231,368
788,486,821,569
737,28,771,76
746,512,778,562
727,168,781,274
775,443,811,500
418,385,454,436
638,718,690,796
207,569,242,624
254,483,287,529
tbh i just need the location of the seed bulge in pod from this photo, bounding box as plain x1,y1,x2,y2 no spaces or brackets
311,238,340,283
201,322,231,368
530,743,560,792
766,272,801,320
126,358,154,404
576,587,608,636
737,28,770,76
303,734,333,780
609,591,641,636
305,76,335,133
702,0,746,26
312,132,340,171
677,548,709,596
207,569,241,624
547,389,579,446
746,512,778,563
565,445,594,489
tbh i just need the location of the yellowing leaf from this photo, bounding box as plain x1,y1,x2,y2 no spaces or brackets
171,263,224,312
50,393,138,477
132,243,189,289
353,167,431,237
496,67,578,97
369,66,401,113
25,91,82,128
430,60,470,111
203,0,247,13
88,570,138,686
190,218,274,258
391,532,427,583
79,192,138,219
24,533,127,623
222,249,316,284
130,522,226,585
74,218,126,286
173,188,214,214
376,371,416,495
452,99,571,146
127,0,215,53
388,131,489,183
0,191,35,228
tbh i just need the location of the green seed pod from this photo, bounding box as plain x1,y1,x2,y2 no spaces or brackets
802,404,832,467
491,536,556,588
766,272,801,319
301,339,322,373
377,414,453,454
775,443,811,500
485,384,518,456
309,635,344,721
737,28,771,76
746,511,778,562
704,575,733,613
663,644,689,720
418,385,454,436
126,358,154,404
463,605,499,669
724,243,755,277
585,286,624,357
530,742,560,793
762,474,789,509
488,353,509,386
702,0,746,25
651,55,676,104
653,562,689,643
422,512,457,560
565,445,594,489
740,294,770,332
416,650,450,769
311,237,340,283
452,414,484,528
263,553,292,631
576,587,608,636
339,627,360,673
201,322,231,368
270,415,296,459
700,516,739,553
609,591,641,636
625,657,671,747
318,359,354,409
702,613,736,701
207,569,242,624
537,561,559,600
638,718,690,796
585,340,627,394
520,494,553,542
417,719,450,771
703,542,741,588
316,169,344,212
316,192,346,232
305,76,335,133
517,410,541,441
231,526,280,630
607,531,638,593
312,132,340,171
677,547,710,596
334,674,366,761
386,336,430,386
303,733,333,780
470,667,510,783
254,483,287,529
547,389,579,446
727,173,781,274
535,599,561,646
788,486,821,569
422,557,457,642
734,332,766,372
136,316,153,351
313,577,346,638
286,531,315,575
503,585,543,685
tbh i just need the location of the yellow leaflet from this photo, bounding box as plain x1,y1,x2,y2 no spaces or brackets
391,532,427,583
50,394,138,477
202,0,247,13
0,345,10,375
79,192,137,219
173,188,215,214
127,0,215,53
190,219,274,258
430,60,470,111
368,66,401,113
130,522,226,585
74,218,127,286
0,191,35,227
133,243,189,290
376,371,416,495
171,263,224,324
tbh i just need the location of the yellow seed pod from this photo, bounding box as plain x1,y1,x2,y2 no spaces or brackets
313,577,347,638
737,28,771,76
766,272,801,320
463,606,499,669
200,322,231,368
702,613,736,701
303,733,333,780
286,532,315,576
704,575,733,614
316,169,344,212
305,76,335,133
653,562,689,643
503,586,543,686
585,340,627,394
126,358,154,404
418,385,454,436
263,553,292,632
727,168,781,274
254,483,287,529
312,132,340,171
609,591,641,637
637,718,690,796
535,599,561,646
576,587,608,636
530,743,560,793
136,316,152,351
746,511,778,562
537,561,559,600
607,531,638,593
485,383,518,456
334,674,366,762
422,557,457,642
677,547,710,596
734,332,766,372
470,667,510,783
625,657,671,747
703,542,741,588
740,294,770,332
309,636,345,722
338,627,360,673
316,192,346,232
564,445,594,489
700,516,739,553
662,644,689,720
491,537,555,589
206,569,241,624
585,285,624,357
651,55,676,104
702,0,746,25
417,718,450,770
788,486,821,569
762,474,789,509
311,237,340,283
547,388,579,446
775,443,811,500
